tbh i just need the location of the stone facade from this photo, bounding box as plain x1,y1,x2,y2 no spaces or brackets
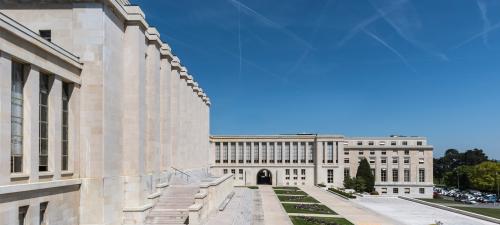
210,134,434,198
0,1,211,224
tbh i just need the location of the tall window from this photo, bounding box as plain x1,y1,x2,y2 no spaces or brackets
327,142,333,163
223,143,228,163
62,83,69,170
404,169,410,182
11,62,24,173
381,169,387,182
230,143,236,163
253,142,259,163
246,142,251,163
344,168,350,178
215,143,221,163
262,143,267,162
308,142,314,163
277,143,283,162
327,169,333,183
300,142,306,163
269,143,275,162
419,169,425,182
392,169,399,182
292,142,298,163
18,206,29,225
40,202,48,225
238,143,244,163
39,75,49,172
284,143,290,163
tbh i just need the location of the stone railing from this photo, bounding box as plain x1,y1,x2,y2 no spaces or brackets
188,174,234,225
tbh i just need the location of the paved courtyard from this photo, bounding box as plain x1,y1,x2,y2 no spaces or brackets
355,197,498,225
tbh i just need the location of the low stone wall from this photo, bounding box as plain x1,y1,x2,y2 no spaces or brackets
188,174,234,225
399,196,500,224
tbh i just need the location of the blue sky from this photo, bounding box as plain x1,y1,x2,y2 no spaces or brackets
133,0,500,159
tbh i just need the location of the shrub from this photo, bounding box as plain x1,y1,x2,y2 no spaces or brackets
318,183,326,187
370,191,379,195
329,188,356,199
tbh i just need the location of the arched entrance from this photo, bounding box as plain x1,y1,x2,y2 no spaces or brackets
257,169,272,185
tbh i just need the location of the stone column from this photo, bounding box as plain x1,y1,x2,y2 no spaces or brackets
159,52,172,175
25,65,40,182
69,84,80,176
48,77,62,179
0,52,11,185
121,24,147,211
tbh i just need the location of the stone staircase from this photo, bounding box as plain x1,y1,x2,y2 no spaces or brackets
145,184,200,225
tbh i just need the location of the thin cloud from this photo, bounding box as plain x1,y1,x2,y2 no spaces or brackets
238,3,243,78
227,0,313,50
476,0,491,46
452,21,500,49
363,29,417,73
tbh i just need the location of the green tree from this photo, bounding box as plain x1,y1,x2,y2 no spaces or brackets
343,176,355,189
353,177,367,193
356,158,374,192
469,161,500,192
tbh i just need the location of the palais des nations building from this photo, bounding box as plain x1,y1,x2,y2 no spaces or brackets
0,0,433,224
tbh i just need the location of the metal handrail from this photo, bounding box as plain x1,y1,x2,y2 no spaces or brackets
171,167,191,182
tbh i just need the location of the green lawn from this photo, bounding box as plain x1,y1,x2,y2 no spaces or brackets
273,186,300,190
417,198,457,204
451,207,500,219
246,186,259,189
290,216,353,225
278,195,320,203
274,190,308,195
282,203,337,215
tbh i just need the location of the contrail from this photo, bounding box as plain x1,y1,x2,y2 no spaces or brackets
363,29,417,74
227,0,313,50
476,0,491,46
452,21,500,49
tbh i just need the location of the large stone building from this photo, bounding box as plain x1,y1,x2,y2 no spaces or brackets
0,1,225,225
210,134,434,198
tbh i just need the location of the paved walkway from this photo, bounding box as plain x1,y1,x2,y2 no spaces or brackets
259,186,293,225
301,186,400,225
205,187,263,225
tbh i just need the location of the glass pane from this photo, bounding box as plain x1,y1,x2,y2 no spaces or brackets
40,123,48,138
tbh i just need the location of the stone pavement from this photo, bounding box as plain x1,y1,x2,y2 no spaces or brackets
260,186,294,225
204,187,263,225
301,186,401,225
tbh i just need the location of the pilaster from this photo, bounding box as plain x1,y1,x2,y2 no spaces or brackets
48,77,62,179
0,52,12,185
24,65,40,182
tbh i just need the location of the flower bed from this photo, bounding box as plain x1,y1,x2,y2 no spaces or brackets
273,186,300,190
278,195,320,203
328,188,356,199
282,203,337,214
274,189,308,195
290,216,354,225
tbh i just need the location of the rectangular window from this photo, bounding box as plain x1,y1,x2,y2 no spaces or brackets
358,150,363,155
284,143,290,163
238,143,244,163
419,169,425,182
404,150,410,155
253,142,259,163
239,169,243,174
292,142,298,163
261,143,267,163
301,169,306,176
18,205,29,225
392,157,398,164
300,142,306,163
419,188,425,194
381,169,387,182
344,158,349,163
370,151,375,155
293,169,298,175
357,141,363,146
277,143,283,162
40,202,48,225
39,30,51,42
419,158,424,164
381,157,387,164
405,188,410,194
327,142,333,163
11,62,24,173
344,151,349,155
391,141,397,146
344,168,350,178
369,158,375,164
39,75,50,172
404,157,410,164
223,169,228,174
231,169,236,174
404,169,410,182
417,141,423,146
269,143,275,162
368,141,374,146
246,142,251,163
223,143,228,163
327,169,334,183
308,142,314,163
393,188,399,194
285,169,290,175
231,143,236,163
402,141,408,146
381,188,387,194
381,151,386,155
215,143,221,163
392,169,399,182
62,83,70,171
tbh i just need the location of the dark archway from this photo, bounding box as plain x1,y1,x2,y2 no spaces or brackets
257,169,272,185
